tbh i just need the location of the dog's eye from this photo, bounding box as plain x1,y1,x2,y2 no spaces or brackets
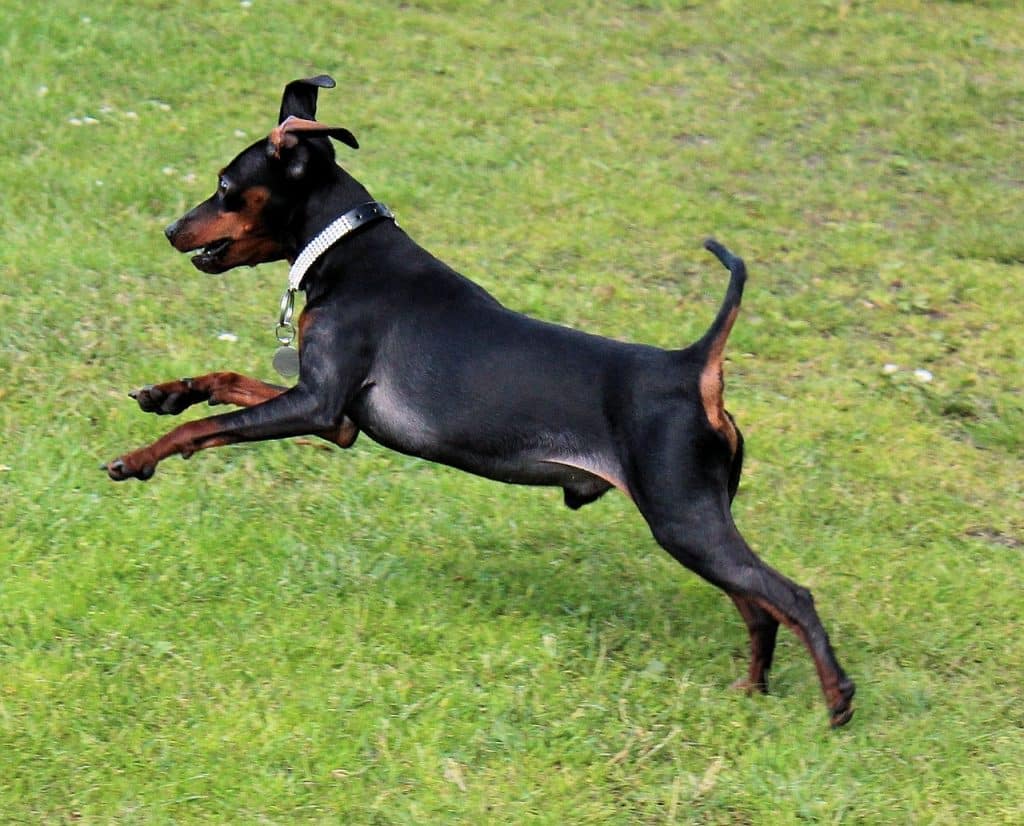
218,177,230,194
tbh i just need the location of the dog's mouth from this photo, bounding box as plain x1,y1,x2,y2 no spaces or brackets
190,238,232,273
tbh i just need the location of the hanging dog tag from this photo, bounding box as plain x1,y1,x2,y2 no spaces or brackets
272,345,300,378
273,288,300,377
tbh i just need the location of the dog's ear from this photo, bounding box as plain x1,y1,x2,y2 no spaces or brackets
278,74,336,123
268,116,359,157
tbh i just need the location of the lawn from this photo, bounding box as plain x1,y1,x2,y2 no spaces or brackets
1,0,1022,822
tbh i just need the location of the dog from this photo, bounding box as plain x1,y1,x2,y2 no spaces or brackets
105,75,854,726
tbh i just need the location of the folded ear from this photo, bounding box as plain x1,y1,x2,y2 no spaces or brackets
278,74,336,123
268,116,359,160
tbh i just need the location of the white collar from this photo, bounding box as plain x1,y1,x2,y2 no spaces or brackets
287,201,394,292
276,201,393,346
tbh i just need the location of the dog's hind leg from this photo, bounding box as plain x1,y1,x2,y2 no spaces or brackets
728,593,779,694
628,441,854,726
721,431,775,691
652,507,852,725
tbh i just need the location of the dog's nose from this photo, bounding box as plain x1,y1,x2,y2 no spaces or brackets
164,220,179,242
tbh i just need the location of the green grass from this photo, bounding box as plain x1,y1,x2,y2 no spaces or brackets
2,0,1023,822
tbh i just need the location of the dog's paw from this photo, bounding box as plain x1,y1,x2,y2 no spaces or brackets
130,380,200,415
828,678,856,728
103,456,156,482
730,675,769,695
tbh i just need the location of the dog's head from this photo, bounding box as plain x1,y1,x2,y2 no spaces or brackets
164,74,359,273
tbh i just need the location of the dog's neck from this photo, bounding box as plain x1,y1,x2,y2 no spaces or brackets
290,165,376,249
274,187,394,357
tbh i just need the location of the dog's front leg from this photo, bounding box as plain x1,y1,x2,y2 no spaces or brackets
130,372,287,415
126,372,358,451
104,384,354,480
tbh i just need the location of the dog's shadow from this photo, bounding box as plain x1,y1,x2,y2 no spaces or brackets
414,490,741,656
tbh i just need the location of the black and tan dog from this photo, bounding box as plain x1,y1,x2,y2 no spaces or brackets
105,75,854,726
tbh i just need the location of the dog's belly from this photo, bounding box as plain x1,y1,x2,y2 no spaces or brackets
446,452,620,490
349,382,627,496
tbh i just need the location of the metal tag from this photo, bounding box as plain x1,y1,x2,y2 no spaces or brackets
272,345,300,378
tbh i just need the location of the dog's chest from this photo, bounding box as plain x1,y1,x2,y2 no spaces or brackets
353,379,438,454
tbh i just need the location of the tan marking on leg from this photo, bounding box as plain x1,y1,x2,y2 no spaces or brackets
199,372,285,407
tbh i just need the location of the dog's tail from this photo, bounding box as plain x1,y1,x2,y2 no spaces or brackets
694,238,746,456
696,239,747,355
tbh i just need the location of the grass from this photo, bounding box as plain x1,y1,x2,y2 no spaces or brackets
2,0,1023,822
